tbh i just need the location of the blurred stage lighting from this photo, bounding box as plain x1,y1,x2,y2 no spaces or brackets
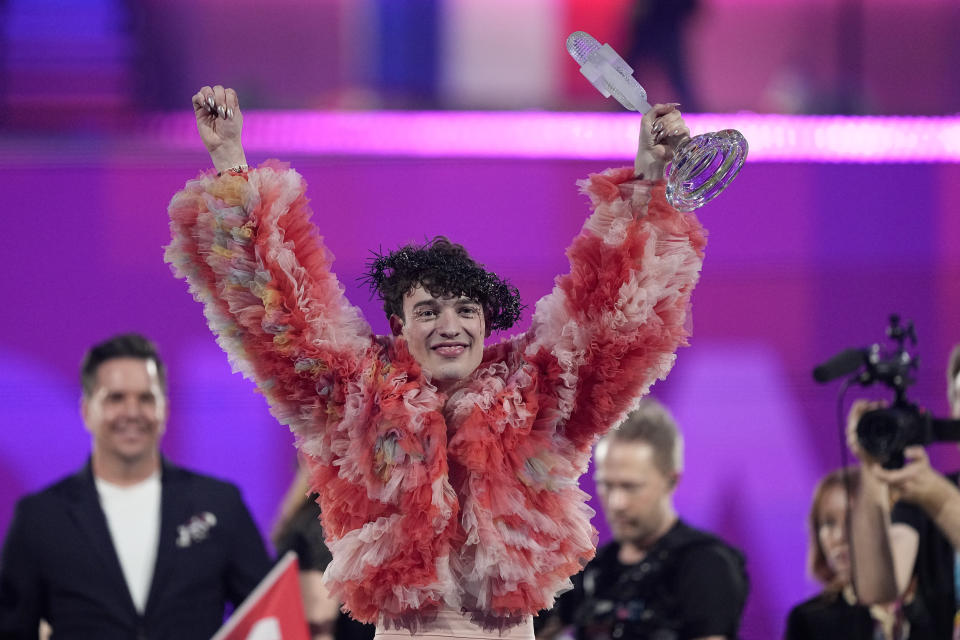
143,112,960,163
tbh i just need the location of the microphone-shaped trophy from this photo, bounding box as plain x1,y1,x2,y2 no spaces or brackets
566,31,748,211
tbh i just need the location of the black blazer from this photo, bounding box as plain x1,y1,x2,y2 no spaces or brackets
0,459,271,640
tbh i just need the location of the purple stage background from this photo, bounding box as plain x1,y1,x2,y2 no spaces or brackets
1,131,958,638
2,0,960,636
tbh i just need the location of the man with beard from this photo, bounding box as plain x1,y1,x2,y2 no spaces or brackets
0,333,271,639
536,399,748,640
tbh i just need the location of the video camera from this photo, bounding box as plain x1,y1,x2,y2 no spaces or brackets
813,315,960,468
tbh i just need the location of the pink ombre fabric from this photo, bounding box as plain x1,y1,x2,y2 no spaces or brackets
165,162,706,632
374,608,534,639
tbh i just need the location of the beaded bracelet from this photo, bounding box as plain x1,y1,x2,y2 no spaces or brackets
216,164,249,177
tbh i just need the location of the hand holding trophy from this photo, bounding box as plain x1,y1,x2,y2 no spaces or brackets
567,31,747,211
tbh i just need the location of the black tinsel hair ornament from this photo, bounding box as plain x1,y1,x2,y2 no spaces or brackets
361,236,524,332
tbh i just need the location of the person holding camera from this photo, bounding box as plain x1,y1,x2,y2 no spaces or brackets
848,344,960,640
785,468,908,640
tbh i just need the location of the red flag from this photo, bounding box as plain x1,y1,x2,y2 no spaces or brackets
212,550,310,640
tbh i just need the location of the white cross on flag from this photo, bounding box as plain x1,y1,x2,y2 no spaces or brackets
212,551,309,640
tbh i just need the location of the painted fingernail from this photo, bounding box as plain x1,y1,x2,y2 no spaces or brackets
666,102,681,107
207,96,215,108
217,104,227,119
652,121,663,134
226,107,234,118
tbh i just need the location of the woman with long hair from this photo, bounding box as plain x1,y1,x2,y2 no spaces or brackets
786,468,909,640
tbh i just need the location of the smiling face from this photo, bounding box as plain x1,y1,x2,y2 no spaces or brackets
396,285,486,391
82,357,167,472
816,484,851,585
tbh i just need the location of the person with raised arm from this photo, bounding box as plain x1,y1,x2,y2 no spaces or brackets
847,345,960,639
164,84,706,639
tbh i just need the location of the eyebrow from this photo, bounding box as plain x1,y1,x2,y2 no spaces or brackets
413,297,479,308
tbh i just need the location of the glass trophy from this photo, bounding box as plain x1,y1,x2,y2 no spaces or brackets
567,31,747,212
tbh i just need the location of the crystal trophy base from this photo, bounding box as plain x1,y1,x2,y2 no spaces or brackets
665,129,748,212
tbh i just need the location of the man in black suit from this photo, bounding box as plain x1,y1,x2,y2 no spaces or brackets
0,333,271,639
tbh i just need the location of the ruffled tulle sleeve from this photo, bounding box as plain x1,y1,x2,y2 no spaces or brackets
164,161,375,440
523,167,706,450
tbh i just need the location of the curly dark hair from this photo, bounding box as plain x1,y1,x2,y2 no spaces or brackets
362,236,523,332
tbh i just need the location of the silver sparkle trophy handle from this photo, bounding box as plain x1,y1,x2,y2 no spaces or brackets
566,31,747,211
576,42,652,114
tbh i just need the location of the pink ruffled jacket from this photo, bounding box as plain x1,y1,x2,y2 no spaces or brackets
165,162,706,630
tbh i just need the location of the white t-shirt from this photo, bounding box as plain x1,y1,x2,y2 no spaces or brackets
95,472,162,613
